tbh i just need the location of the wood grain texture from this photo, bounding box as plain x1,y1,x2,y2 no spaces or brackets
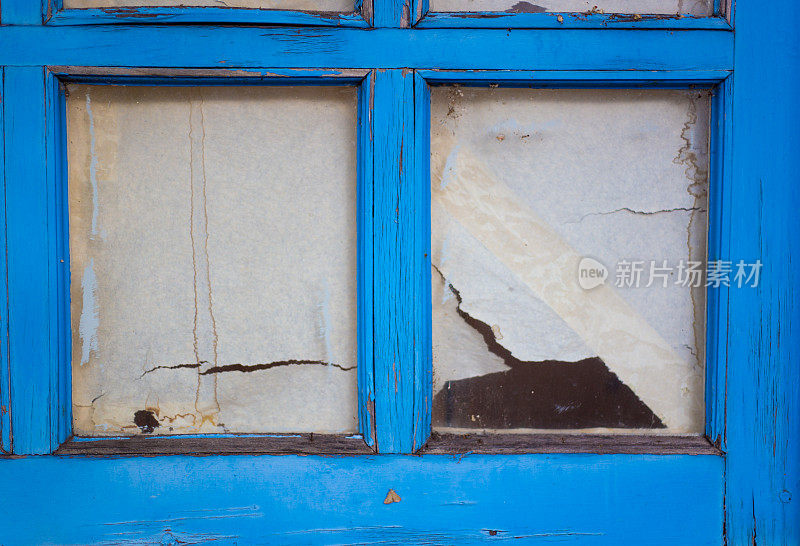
705,75,733,450
0,68,9,454
725,0,800,543
418,69,729,86
373,0,410,27
0,453,723,544
415,12,732,30
373,69,434,453
47,7,370,26
49,66,370,83
423,433,720,455
411,0,427,25
0,27,733,72
411,72,432,452
56,434,373,456
46,72,71,450
3,67,70,455
357,71,377,447
372,69,427,453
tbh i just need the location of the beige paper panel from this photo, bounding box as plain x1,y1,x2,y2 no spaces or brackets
431,87,709,434
68,85,358,436
64,0,353,11
430,0,712,15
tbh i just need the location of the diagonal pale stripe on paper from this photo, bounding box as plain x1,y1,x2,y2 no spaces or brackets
431,139,704,432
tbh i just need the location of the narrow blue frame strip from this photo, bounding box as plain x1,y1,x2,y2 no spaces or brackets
0,68,10,454
705,75,733,450
418,69,729,86
357,71,377,447
411,72,431,451
46,72,71,447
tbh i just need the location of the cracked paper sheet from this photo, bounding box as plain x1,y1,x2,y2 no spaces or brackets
68,85,358,435
64,0,352,10
431,87,709,433
430,0,712,14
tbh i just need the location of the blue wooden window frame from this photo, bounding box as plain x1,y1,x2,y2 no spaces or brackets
0,0,798,542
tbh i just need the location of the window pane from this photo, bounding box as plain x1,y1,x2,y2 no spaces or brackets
63,0,353,10
429,0,712,15
68,85,358,435
431,87,709,434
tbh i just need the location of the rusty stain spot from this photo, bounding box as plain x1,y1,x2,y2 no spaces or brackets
504,1,546,13
367,397,378,448
607,12,685,22
557,14,564,23
384,489,402,504
496,134,505,142
133,410,160,433
99,7,160,18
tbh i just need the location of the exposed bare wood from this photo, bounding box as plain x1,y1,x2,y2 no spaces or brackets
422,433,721,455
56,434,375,456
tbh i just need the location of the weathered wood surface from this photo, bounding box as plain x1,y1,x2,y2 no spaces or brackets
372,69,429,453
0,27,732,71
0,453,723,544
724,0,800,543
422,433,721,455
56,434,374,456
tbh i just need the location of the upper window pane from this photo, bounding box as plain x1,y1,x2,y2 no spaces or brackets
68,85,358,436
431,87,710,434
64,0,353,10
429,0,713,15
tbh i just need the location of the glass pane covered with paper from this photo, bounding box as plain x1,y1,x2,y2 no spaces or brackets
431,87,711,433
68,85,358,435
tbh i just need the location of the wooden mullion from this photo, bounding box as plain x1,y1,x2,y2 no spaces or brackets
372,69,428,453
